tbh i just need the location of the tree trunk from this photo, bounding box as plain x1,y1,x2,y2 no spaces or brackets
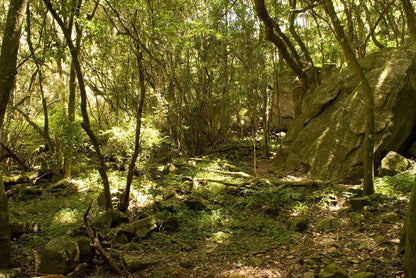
404,179,416,277
43,0,112,210
63,40,80,179
118,43,146,212
401,0,416,41
0,0,28,268
323,0,375,195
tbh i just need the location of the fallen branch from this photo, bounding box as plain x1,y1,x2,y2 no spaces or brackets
0,143,29,171
268,178,328,187
207,169,255,179
83,202,127,277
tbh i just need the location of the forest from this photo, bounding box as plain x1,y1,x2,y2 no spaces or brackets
1,0,416,277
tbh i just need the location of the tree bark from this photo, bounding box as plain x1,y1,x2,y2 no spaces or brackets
404,179,416,277
323,0,375,195
401,0,416,41
0,0,28,268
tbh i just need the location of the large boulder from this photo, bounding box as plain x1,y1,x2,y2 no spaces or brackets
279,46,416,183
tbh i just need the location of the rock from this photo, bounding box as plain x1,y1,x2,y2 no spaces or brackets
303,272,316,278
121,254,160,273
16,186,42,201
317,216,340,232
92,210,129,230
357,240,372,250
350,196,370,210
9,221,39,238
378,151,411,176
39,237,80,275
161,216,180,232
374,235,386,244
118,216,157,238
289,216,308,232
317,264,348,278
352,272,376,278
154,198,182,213
0,270,18,278
380,211,400,223
184,196,209,210
409,142,416,157
278,46,416,183
73,236,93,263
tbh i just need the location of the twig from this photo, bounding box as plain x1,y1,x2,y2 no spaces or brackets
83,201,127,277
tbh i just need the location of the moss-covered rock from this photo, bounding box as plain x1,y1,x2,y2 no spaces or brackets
378,151,410,177
92,210,129,230
39,237,80,275
350,197,370,210
118,216,157,238
289,216,308,232
121,254,160,273
317,216,340,232
317,263,349,278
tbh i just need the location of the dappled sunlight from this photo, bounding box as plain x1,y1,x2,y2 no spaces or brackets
375,64,392,91
219,265,285,277
53,208,78,224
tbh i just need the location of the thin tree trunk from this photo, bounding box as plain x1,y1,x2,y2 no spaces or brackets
118,43,146,212
63,39,80,178
0,0,28,268
323,0,375,195
253,0,308,117
43,0,112,210
404,179,416,277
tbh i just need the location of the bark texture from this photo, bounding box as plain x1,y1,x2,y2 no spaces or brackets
404,179,416,277
0,0,28,268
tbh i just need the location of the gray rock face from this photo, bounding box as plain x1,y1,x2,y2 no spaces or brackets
279,46,416,183
378,151,411,176
39,237,80,275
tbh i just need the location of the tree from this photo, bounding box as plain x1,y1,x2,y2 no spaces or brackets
323,0,375,195
0,0,28,268
43,0,112,210
404,179,416,277
401,0,416,41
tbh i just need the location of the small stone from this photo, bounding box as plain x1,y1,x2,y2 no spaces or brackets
303,272,315,278
249,257,263,267
350,197,370,210
118,216,157,238
317,263,348,278
317,216,340,232
162,216,180,232
380,212,400,223
374,235,386,244
92,210,129,230
358,240,372,250
289,216,308,232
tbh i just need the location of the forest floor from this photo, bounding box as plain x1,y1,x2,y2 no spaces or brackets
6,151,415,277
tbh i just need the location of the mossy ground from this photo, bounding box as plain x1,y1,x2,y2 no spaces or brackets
7,155,414,277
